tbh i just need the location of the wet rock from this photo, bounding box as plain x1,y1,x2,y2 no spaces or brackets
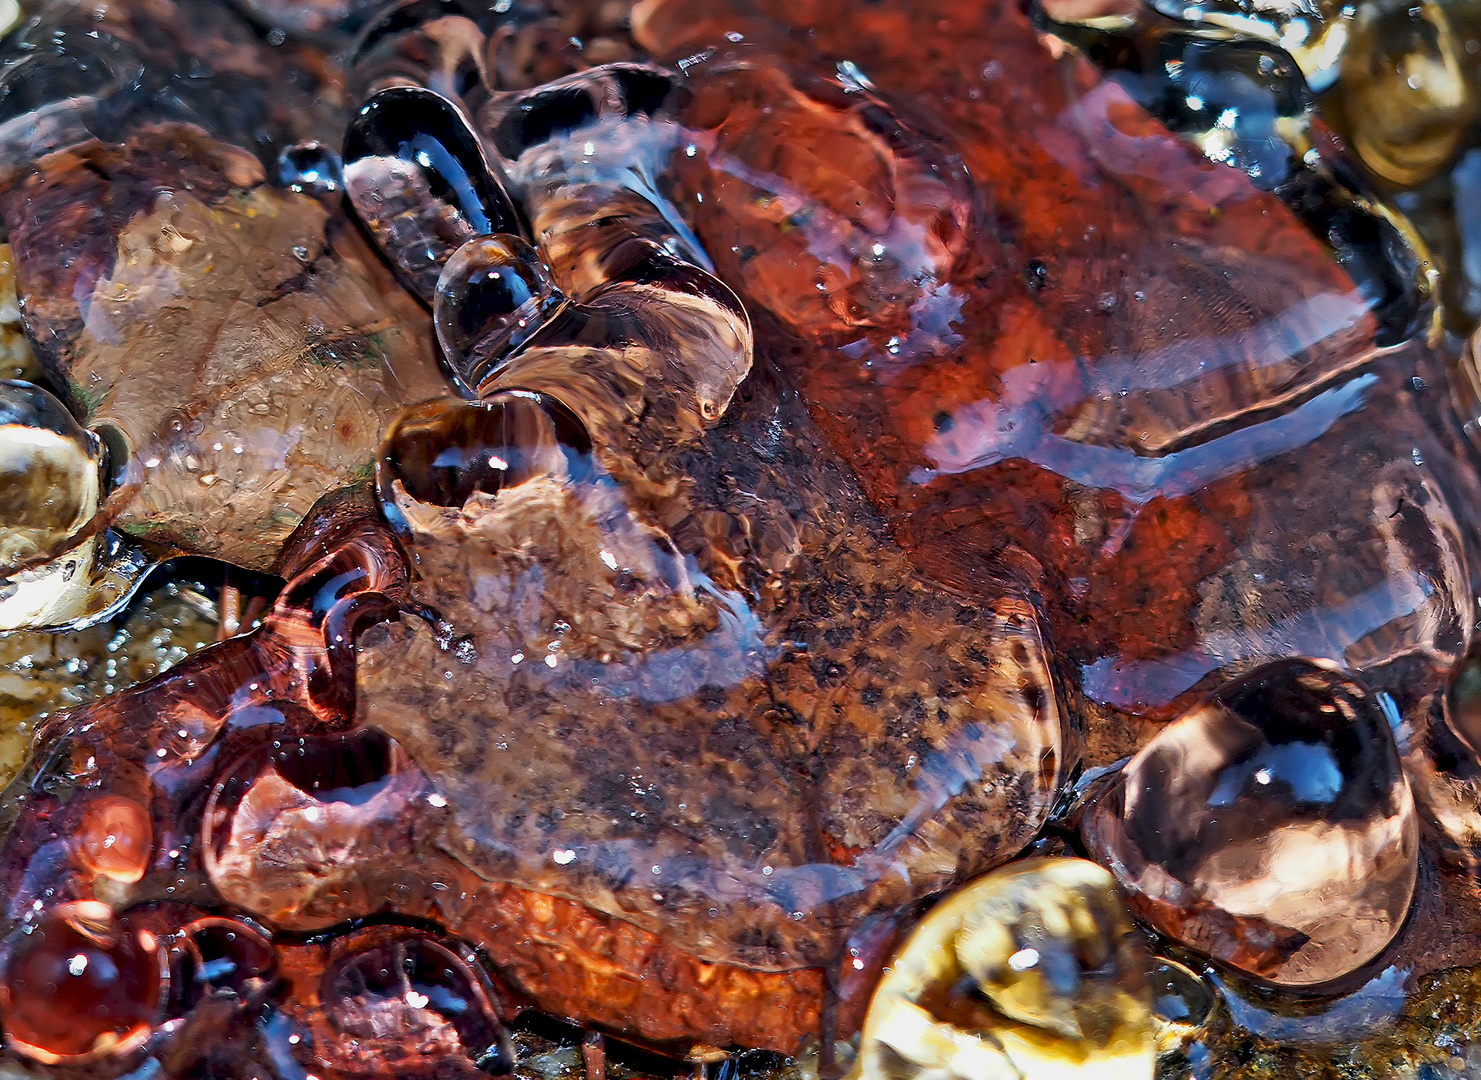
851,858,1155,1080
234,0,386,39
1082,659,1419,987
634,4,1479,734
2,132,446,578
3,0,1481,1073
352,363,1068,1049
1037,0,1144,30
0,0,445,593
72,795,153,886
345,0,639,102
0,0,346,182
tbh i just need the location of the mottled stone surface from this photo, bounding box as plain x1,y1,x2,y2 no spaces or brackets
0,0,1478,1076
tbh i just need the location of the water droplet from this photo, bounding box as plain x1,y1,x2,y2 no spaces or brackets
319,930,508,1073
276,140,343,196
1149,957,1215,1036
0,902,162,1064
344,87,521,303
0,381,101,563
434,235,565,397
183,917,276,996
1083,659,1418,986
377,393,591,526
72,795,151,884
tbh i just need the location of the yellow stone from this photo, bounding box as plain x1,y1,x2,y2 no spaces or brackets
1339,0,1474,186
850,858,1155,1080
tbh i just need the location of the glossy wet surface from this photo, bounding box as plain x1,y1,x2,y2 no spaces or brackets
1,0,1481,1076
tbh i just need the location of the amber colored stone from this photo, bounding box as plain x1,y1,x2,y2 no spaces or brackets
1338,0,1474,186
0,901,163,1064
854,859,1155,1080
1083,660,1419,987
72,795,152,883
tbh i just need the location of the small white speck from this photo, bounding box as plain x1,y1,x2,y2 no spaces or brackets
288,1035,301,1045
1186,94,1204,110
600,550,618,570
652,865,662,874
511,652,524,664
68,953,89,976
544,654,558,668
1254,768,1272,785
1008,948,1040,972
851,958,865,970
144,457,161,469
428,793,448,808
406,991,429,1009
583,140,595,157
168,849,180,860
487,454,508,469
553,849,576,865
685,143,698,157
156,748,168,758
871,242,885,257
763,865,774,876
